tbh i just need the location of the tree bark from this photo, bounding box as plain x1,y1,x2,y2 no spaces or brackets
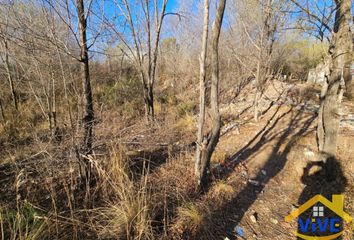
317,0,352,156
195,0,210,187
145,84,154,121
50,64,57,138
0,98,5,122
195,0,226,191
76,0,95,206
144,0,167,122
76,0,94,155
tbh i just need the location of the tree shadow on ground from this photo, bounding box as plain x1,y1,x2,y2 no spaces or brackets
218,104,292,177
296,156,347,239
221,91,284,138
128,148,170,176
205,107,317,239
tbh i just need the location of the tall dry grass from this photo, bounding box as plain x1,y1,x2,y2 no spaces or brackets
88,146,154,240
0,202,49,240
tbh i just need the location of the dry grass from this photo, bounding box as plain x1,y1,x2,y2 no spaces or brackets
171,202,214,239
210,181,236,200
2,75,354,240
0,202,48,240
177,203,204,231
173,114,196,132
88,146,154,240
0,144,157,240
211,151,229,165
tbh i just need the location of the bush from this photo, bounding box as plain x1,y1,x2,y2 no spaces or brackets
97,76,144,118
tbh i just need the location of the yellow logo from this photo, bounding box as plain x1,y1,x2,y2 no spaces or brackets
285,195,352,240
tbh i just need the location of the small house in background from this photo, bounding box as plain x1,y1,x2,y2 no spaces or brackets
307,59,354,84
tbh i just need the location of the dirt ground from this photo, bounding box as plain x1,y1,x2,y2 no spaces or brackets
207,90,354,239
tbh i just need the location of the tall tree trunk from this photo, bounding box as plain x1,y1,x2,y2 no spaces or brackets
195,0,226,191
195,0,210,187
317,0,352,156
77,0,94,155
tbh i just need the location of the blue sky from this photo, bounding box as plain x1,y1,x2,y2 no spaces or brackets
166,0,178,12
85,0,351,57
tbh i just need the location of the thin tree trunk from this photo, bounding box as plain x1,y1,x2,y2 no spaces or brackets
317,0,352,156
140,73,154,122
254,60,262,122
44,67,53,135
141,80,155,122
145,0,167,122
195,0,226,191
32,58,52,130
145,0,153,122
4,38,18,111
195,0,210,185
120,0,168,122
56,46,77,153
51,65,57,139
0,98,5,122
146,85,154,120
76,0,95,208
77,0,94,155
149,0,167,88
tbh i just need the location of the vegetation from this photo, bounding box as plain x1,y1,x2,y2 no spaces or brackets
0,0,353,239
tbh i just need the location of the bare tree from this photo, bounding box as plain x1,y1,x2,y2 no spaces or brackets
228,0,289,121
195,0,226,191
28,55,58,137
105,0,172,122
289,0,335,42
252,0,277,122
76,0,94,155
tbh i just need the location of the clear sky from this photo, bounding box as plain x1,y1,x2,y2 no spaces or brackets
166,0,178,12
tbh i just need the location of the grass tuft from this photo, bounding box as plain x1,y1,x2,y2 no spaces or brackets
90,146,153,240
